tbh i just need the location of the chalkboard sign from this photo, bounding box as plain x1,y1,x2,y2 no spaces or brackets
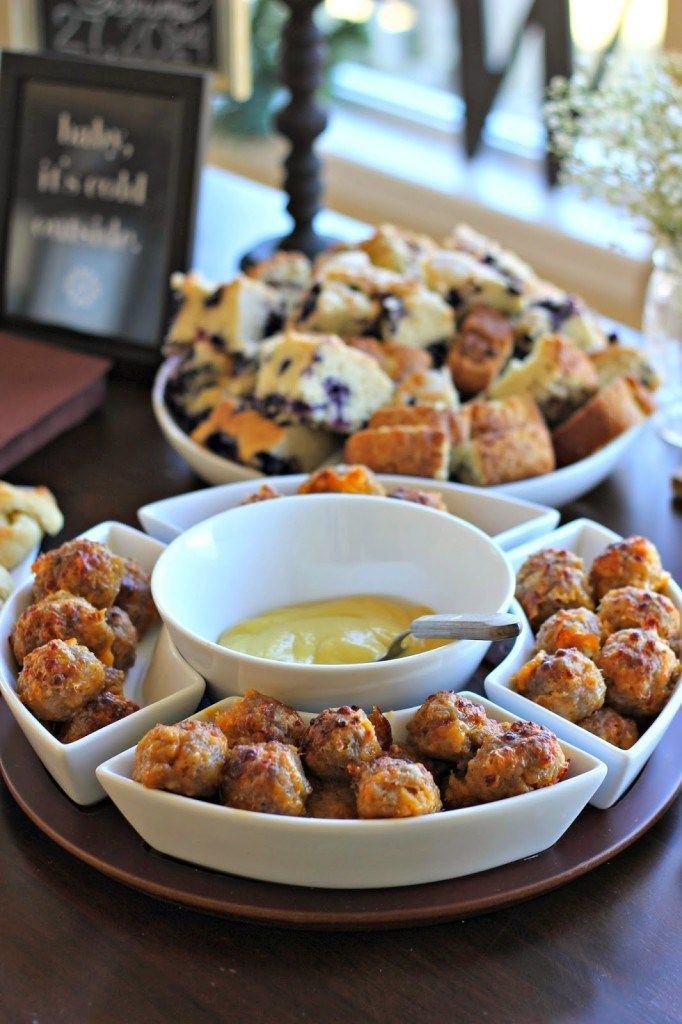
0,51,208,366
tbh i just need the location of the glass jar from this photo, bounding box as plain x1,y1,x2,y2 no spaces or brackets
643,244,682,446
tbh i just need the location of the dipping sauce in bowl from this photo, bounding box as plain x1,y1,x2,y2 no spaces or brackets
218,594,449,665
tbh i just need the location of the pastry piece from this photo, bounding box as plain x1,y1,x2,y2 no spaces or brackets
0,482,63,537
552,377,654,466
344,425,450,481
346,338,432,382
598,628,678,717
516,548,593,632
246,251,312,313
423,249,526,316
312,246,372,277
360,223,436,276
166,271,213,345
591,346,660,391
512,295,609,355
461,393,546,436
297,465,385,495
0,512,42,571
443,223,536,291
589,535,669,601
292,280,380,337
191,398,337,474
377,283,455,352
576,707,639,749
389,369,460,410
448,305,514,396
511,648,606,722
0,566,13,606
451,421,555,486
488,334,599,425
255,330,394,433
369,405,449,432
387,487,448,512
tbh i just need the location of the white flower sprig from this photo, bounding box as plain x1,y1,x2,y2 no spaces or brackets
545,54,682,254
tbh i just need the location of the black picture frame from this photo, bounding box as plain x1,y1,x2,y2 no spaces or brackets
0,50,209,371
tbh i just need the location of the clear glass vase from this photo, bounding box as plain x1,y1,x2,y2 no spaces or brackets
643,244,682,446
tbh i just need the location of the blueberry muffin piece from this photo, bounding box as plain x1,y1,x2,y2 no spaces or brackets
346,337,432,383
247,251,312,313
376,282,455,352
423,249,526,317
293,280,381,337
360,223,436,276
442,223,537,292
389,368,460,411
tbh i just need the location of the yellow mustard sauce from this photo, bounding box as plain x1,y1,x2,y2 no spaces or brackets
218,594,451,665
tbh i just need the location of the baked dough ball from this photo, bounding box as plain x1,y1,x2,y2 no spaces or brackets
444,721,567,805
0,481,63,535
511,648,606,722
515,548,594,632
597,628,678,717
406,691,499,765
11,591,115,666
115,557,157,635
535,607,601,660
302,706,382,780
220,741,311,815
16,638,106,721
58,691,140,743
213,689,306,748
597,586,680,640
33,540,126,609
349,756,442,818
576,706,639,749
105,606,138,671
133,719,229,798
589,536,669,602
0,565,14,606
0,511,41,570
306,781,357,819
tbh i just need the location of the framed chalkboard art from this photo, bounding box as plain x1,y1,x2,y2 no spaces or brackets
0,51,208,368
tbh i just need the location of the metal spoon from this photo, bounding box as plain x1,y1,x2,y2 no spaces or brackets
377,612,520,662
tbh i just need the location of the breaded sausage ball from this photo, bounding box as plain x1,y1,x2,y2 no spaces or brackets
445,721,568,805
32,540,126,609
577,706,639,749
302,706,382,780
388,487,448,512
16,638,106,721
103,666,126,697
349,756,442,818
105,606,138,671
133,719,229,798
406,691,499,765
115,557,157,635
511,648,605,722
59,691,140,743
213,689,306,748
220,742,311,815
589,536,669,601
598,587,680,640
306,781,357,819
597,628,679,717
515,549,594,631
535,608,601,661
11,591,115,666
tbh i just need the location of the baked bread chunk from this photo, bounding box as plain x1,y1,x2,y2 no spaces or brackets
448,305,514,395
346,338,432,382
449,394,554,485
293,280,380,337
423,250,526,316
443,223,536,290
344,425,450,480
488,333,599,425
390,368,460,410
369,404,449,432
361,223,436,276
255,330,394,433
552,376,653,466
590,345,660,391
512,295,609,355
246,252,312,313
378,283,455,350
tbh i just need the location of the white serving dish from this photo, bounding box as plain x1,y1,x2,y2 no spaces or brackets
485,519,682,809
151,494,515,711
97,691,606,890
138,474,559,551
153,355,642,507
0,522,205,805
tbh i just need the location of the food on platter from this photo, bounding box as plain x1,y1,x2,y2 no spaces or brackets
10,538,158,743
0,482,64,606
672,469,682,502
511,537,680,746
131,689,569,819
163,223,658,487
450,395,555,486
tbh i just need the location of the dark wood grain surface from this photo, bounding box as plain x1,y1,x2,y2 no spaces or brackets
2,169,681,1024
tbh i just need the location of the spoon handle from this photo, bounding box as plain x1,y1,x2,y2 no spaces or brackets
409,613,520,641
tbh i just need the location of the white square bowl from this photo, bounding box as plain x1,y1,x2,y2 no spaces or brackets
0,521,205,805
485,519,682,809
96,691,605,890
138,474,559,551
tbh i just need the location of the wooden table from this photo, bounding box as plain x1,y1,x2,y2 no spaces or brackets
2,169,681,1024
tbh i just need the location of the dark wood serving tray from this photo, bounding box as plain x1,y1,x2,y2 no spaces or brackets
1,693,679,931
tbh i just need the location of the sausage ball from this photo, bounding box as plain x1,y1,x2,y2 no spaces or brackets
213,689,306,748
105,606,138,671
598,586,680,640
220,742,311,815
133,719,229,798
535,608,601,661
576,706,639,749
388,487,448,512
58,691,140,743
11,591,115,666
406,691,499,766
306,781,357,819
302,706,382,780
597,628,679,717
589,536,669,602
515,549,594,631
103,666,126,697
115,557,157,636
239,484,282,505
511,648,606,722
349,756,442,818
32,539,126,609
388,742,452,784
16,638,106,721
445,721,568,805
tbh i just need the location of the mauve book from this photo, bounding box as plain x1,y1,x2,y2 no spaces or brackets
0,334,110,474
